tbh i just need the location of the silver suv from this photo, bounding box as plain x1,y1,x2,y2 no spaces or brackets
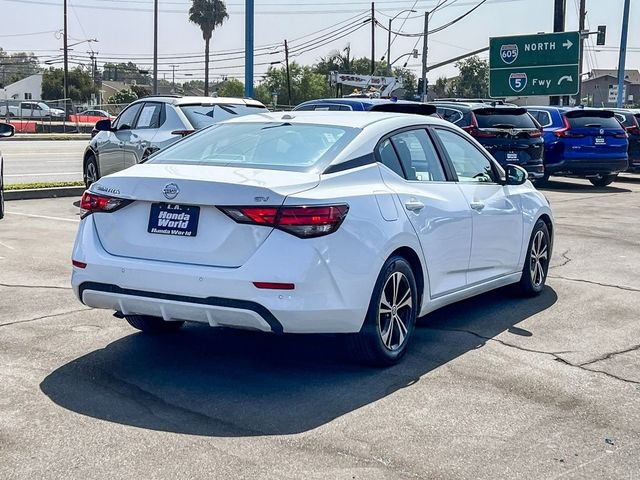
83,96,268,187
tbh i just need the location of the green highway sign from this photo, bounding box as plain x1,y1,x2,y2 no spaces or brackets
489,31,580,97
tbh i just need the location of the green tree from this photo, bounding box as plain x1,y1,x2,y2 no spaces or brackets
432,77,449,99
260,62,330,106
107,89,138,105
102,62,150,84
0,49,39,86
188,0,229,96
393,67,417,100
216,78,244,97
447,57,489,98
42,67,96,101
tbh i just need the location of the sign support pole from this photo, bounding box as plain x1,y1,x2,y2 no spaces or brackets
616,0,631,108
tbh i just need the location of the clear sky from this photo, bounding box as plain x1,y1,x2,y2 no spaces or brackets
0,0,638,84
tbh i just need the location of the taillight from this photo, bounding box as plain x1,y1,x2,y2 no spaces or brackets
554,116,584,138
219,205,349,238
614,131,629,139
80,191,131,217
528,129,543,138
462,113,497,138
627,126,640,135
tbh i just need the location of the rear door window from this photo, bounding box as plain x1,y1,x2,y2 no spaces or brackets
475,109,538,129
529,110,552,127
390,129,446,182
437,107,464,124
135,102,163,129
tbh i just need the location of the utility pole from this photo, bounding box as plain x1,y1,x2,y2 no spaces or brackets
63,0,69,111
371,2,375,75
284,40,292,106
550,0,565,106
387,17,392,76
420,11,429,102
245,0,254,97
616,0,631,108
576,0,586,105
153,0,158,95
170,64,177,93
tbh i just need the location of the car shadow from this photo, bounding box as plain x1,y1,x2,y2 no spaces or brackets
40,287,557,437
538,178,631,193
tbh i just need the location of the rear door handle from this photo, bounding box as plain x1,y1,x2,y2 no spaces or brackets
470,201,485,211
405,200,425,212
118,141,124,148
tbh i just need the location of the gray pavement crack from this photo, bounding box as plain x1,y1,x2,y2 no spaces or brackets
548,275,640,293
427,327,640,386
550,250,572,269
579,343,640,367
0,308,91,327
0,282,72,290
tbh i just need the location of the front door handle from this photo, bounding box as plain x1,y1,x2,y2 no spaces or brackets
405,200,425,212
470,201,485,211
118,141,124,148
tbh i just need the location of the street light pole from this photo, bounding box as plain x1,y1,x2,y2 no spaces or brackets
616,0,631,108
386,9,416,77
245,0,254,97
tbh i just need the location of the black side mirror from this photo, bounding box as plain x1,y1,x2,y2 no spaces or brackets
0,122,15,138
505,164,528,186
95,119,112,132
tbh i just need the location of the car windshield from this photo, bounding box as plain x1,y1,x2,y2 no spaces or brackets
475,109,537,129
179,104,269,129
148,122,360,172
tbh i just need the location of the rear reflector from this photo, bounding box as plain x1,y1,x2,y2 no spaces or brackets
220,204,349,238
72,260,87,269
253,282,295,290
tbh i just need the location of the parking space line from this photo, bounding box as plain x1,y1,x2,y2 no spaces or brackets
4,212,79,223
0,240,15,250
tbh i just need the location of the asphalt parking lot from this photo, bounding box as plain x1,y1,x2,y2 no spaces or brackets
1,176,639,479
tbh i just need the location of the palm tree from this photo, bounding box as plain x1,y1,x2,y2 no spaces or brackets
189,0,229,96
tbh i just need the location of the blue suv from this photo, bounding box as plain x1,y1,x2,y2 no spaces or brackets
527,106,629,186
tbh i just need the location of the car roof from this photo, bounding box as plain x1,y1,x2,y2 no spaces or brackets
135,96,266,107
298,98,421,106
222,110,451,129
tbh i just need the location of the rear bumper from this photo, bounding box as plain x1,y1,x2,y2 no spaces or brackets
71,215,377,334
545,157,629,176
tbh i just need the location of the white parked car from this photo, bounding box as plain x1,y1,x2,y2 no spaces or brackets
0,101,65,119
71,112,554,365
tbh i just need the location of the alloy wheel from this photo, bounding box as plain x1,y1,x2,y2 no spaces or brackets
86,162,97,186
530,230,548,287
378,271,413,351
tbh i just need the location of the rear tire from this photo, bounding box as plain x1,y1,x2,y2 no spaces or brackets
125,315,184,334
84,154,99,188
589,173,617,187
532,172,550,188
515,219,550,297
349,256,418,367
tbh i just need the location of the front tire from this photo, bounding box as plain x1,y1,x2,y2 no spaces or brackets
125,315,184,334
516,219,550,297
350,256,418,367
589,173,617,187
84,154,99,188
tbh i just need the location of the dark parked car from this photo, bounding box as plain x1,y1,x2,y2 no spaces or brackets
430,101,544,180
527,106,629,186
611,108,640,173
0,122,16,219
294,98,439,116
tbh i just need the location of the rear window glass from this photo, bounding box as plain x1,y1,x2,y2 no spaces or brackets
180,104,269,129
148,122,359,173
566,115,622,129
475,109,537,129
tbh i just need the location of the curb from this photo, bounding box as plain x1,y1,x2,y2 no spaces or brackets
8,134,91,141
5,186,85,201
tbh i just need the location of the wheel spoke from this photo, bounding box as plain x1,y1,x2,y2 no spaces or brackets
381,317,394,348
381,289,392,310
392,273,400,305
396,288,411,310
395,315,406,346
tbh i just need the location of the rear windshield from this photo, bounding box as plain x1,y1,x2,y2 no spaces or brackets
148,122,359,172
475,109,537,129
565,114,622,130
179,104,269,129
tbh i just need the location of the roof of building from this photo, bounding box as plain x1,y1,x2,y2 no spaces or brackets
586,69,640,84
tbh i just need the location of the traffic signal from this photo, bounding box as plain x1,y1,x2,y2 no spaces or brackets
418,78,424,93
597,26,606,46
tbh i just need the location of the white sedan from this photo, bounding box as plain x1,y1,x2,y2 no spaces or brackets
71,112,553,366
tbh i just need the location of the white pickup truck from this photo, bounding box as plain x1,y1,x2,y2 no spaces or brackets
0,101,65,119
